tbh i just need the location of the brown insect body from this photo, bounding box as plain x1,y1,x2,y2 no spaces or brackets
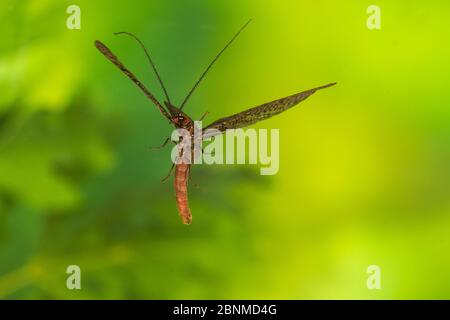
166,102,195,224
174,163,192,224
95,20,336,224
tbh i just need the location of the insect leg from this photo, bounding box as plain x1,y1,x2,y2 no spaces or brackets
161,163,175,182
149,137,176,151
187,167,199,188
199,111,209,121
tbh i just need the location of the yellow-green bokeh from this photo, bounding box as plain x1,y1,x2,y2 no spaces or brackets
0,0,449,299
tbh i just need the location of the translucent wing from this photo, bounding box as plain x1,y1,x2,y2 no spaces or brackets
203,82,336,138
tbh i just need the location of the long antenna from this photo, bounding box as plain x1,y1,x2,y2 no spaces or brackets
114,31,172,104
179,19,253,110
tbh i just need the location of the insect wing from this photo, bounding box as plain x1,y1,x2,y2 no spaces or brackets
94,40,171,120
203,82,336,138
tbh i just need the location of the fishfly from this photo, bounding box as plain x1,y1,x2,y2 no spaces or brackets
95,19,336,224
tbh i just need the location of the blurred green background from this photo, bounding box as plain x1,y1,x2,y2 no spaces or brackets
0,0,449,299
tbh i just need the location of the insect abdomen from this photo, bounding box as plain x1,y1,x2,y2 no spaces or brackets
174,164,192,224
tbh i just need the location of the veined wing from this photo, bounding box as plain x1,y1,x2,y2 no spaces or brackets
94,40,171,120
203,82,336,138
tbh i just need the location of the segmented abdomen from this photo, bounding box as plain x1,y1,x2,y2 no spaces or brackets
174,163,192,224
